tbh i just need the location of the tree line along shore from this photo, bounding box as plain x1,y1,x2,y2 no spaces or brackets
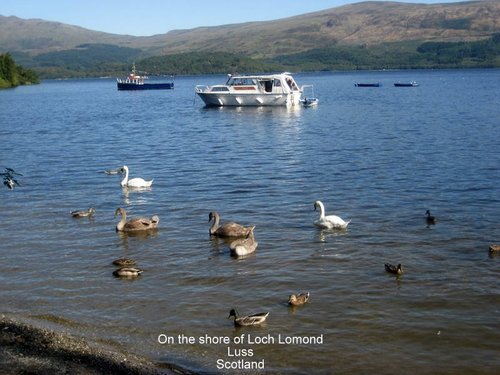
0,53,39,89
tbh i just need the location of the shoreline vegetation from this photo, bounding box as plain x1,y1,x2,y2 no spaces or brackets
0,53,39,89
0,314,192,375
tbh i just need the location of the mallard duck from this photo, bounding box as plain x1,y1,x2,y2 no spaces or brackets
70,207,95,218
425,210,437,225
120,165,153,188
489,244,500,253
115,207,159,232
288,292,310,306
385,263,404,275
227,309,269,327
112,258,136,266
313,200,350,229
229,226,257,257
112,267,142,278
208,211,251,238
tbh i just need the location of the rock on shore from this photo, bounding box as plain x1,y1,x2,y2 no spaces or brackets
0,315,186,375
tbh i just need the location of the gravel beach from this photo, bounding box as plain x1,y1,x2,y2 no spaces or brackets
0,315,191,375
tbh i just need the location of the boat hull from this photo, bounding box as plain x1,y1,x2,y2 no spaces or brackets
355,83,381,87
117,82,174,90
394,83,419,87
196,92,301,107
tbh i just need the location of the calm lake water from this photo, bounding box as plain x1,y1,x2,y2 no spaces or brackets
1,70,499,374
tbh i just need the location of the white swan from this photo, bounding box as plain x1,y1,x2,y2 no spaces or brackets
120,165,153,188
313,200,350,229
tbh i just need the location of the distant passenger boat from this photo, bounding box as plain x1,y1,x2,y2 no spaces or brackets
394,81,419,87
117,64,174,90
354,82,381,87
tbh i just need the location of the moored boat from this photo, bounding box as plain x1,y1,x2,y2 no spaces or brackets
354,82,381,87
301,97,319,107
394,81,419,87
195,72,305,107
117,64,174,90
300,85,319,107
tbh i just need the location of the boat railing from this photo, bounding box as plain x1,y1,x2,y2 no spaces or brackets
300,84,315,98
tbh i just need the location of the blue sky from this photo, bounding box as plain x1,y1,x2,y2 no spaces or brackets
1,0,466,36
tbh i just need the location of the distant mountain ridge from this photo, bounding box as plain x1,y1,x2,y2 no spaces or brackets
0,1,499,76
146,0,500,58
2,1,499,56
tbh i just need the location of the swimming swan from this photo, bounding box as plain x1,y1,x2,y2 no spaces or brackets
120,165,153,188
115,207,159,232
313,200,350,229
208,211,251,238
229,226,257,257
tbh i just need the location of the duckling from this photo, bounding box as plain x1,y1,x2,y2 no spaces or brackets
229,226,257,257
313,200,350,229
288,292,310,306
385,263,404,275
208,211,251,238
227,308,269,327
112,258,136,267
70,207,95,218
115,207,159,232
112,267,143,278
425,210,437,225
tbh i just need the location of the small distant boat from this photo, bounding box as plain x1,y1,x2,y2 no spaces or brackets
301,97,319,107
300,85,318,107
355,82,381,87
394,81,419,87
117,63,174,91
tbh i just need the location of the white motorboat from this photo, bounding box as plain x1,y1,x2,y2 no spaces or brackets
195,72,305,107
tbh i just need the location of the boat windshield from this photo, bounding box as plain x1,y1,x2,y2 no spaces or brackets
285,77,298,90
227,77,257,86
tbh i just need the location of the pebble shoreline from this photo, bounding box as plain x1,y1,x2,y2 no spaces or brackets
0,315,191,375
